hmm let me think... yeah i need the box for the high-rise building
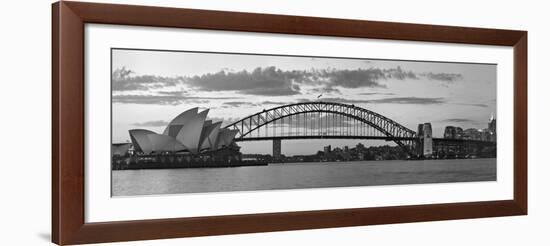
[356,143,365,151]
[444,126,464,139]
[463,128,481,140]
[324,145,331,155]
[488,115,497,142]
[456,127,463,139]
[444,126,456,139]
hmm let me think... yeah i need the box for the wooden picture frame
[52,1,527,245]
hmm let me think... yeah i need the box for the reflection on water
[112,158,496,196]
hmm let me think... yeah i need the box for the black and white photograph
[4,1,545,245]
[111,48,497,196]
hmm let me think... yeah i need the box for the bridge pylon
[416,123,433,158]
[273,139,281,159]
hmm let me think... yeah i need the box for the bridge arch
[224,102,417,152]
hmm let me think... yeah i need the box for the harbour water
[112,158,496,196]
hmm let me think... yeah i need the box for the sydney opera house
[128,107,239,155]
[111,108,248,169]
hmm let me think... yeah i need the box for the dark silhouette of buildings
[444,116,496,142]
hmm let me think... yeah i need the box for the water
[112,158,496,196]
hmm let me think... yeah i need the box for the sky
[111,48,496,155]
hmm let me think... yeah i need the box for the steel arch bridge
[224,102,417,153]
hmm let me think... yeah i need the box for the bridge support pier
[416,123,433,158]
[273,139,281,159]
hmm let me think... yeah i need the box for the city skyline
[112,48,496,156]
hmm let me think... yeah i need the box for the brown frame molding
[52,1,527,245]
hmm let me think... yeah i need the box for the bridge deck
[235,136,494,145]
[235,136,417,141]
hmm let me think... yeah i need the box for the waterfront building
[481,129,492,142]
[323,145,331,155]
[444,126,456,139]
[456,127,463,139]
[356,143,365,151]
[463,128,481,140]
[444,126,464,139]
[112,143,131,156]
[125,108,239,155]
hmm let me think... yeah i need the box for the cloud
[454,102,488,108]
[113,94,239,105]
[206,117,241,127]
[310,66,419,89]
[186,67,303,96]
[322,68,388,89]
[440,118,477,123]
[366,97,446,105]
[358,92,395,96]
[157,90,186,96]
[261,101,288,106]
[113,65,464,100]
[310,87,341,94]
[422,72,463,82]
[112,67,183,91]
[295,66,454,91]
[183,66,423,95]
[132,120,169,127]
[222,101,259,108]
[298,97,446,105]
[113,66,133,78]
[384,66,418,80]
[113,95,186,105]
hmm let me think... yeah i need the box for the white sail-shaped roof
[227,129,239,145]
[147,134,186,152]
[129,129,156,154]
[176,109,209,154]
[128,108,239,154]
[216,129,239,149]
[198,120,213,149]
[216,129,228,148]
[200,122,222,150]
[162,107,198,137]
